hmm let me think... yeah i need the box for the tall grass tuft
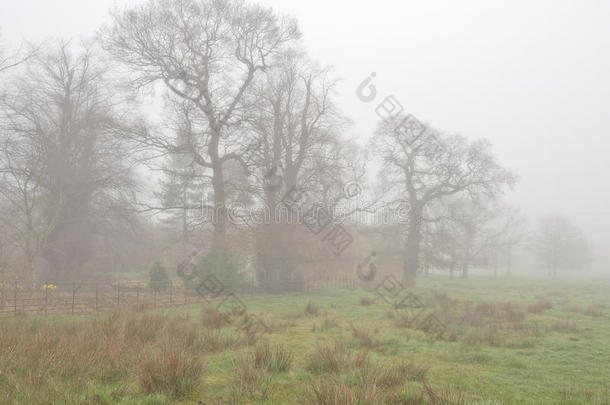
[138,348,203,398]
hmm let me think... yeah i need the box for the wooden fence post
[95,283,99,313]
[169,283,173,305]
[116,282,120,306]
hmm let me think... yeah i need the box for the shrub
[149,262,170,293]
[197,248,246,291]
[360,297,375,306]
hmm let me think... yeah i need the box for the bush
[149,262,170,293]
[197,248,246,291]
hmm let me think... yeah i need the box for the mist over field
[0,1,609,404]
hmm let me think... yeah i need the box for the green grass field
[1,276,609,404]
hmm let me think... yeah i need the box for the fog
[3,0,609,272]
[1,1,610,403]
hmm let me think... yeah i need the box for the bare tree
[373,119,515,284]
[427,198,524,279]
[102,0,300,253]
[489,205,528,277]
[534,214,590,278]
[0,41,138,281]
[0,30,36,74]
[0,134,59,286]
[245,50,359,285]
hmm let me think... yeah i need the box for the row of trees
[0,0,591,288]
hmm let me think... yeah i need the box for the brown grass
[201,305,229,329]
[306,342,350,374]
[0,310,206,402]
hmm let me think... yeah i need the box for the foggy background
[2,0,609,270]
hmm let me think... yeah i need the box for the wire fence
[0,275,359,318]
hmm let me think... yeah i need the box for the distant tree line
[0,0,591,288]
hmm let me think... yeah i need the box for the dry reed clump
[229,349,280,404]
[527,299,553,314]
[251,341,294,373]
[304,352,446,405]
[349,323,380,349]
[201,305,229,329]
[138,346,203,399]
[306,341,351,374]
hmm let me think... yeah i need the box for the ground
[0,276,609,404]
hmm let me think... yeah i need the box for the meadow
[0,276,609,405]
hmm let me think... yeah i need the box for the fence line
[0,276,359,318]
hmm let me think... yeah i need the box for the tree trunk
[211,162,227,252]
[403,209,422,286]
[462,263,469,279]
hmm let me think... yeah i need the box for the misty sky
[1,0,609,263]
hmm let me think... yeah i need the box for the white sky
[1,0,609,262]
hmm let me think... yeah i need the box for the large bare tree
[244,51,361,285]
[0,42,137,282]
[102,0,300,253]
[373,119,515,284]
